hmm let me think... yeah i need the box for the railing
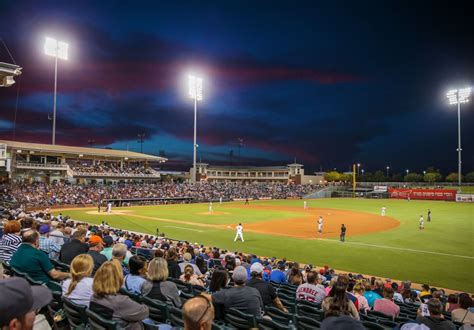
[16,162,68,170]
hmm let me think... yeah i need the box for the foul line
[316,238,474,260]
[164,225,203,233]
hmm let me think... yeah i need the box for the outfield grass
[63,199,474,292]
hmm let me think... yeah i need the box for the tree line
[323,168,474,183]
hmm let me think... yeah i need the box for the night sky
[0,1,473,173]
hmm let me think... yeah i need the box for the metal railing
[16,162,68,169]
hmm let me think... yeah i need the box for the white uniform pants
[234,232,244,242]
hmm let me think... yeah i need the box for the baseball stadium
[1,2,474,329]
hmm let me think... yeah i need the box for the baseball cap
[0,278,52,326]
[39,224,50,234]
[232,266,248,283]
[250,262,265,274]
[88,235,104,246]
[102,235,114,246]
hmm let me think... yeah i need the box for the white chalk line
[315,238,474,260]
[164,225,203,233]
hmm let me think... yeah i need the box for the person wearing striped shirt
[0,220,22,264]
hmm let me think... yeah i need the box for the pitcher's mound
[198,211,229,216]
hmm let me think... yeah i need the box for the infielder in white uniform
[219,197,223,205]
[107,202,112,213]
[209,201,213,213]
[318,216,323,234]
[419,215,424,230]
[304,201,307,209]
[234,223,244,242]
[381,207,386,216]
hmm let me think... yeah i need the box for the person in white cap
[234,223,244,242]
[247,262,288,312]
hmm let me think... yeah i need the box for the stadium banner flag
[456,194,474,203]
[388,188,457,201]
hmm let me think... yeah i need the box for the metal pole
[193,97,197,183]
[457,99,462,186]
[52,54,58,145]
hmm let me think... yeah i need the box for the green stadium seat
[224,308,257,329]
[142,297,170,324]
[295,315,321,329]
[258,317,292,330]
[86,308,121,329]
[62,297,88,328]
[264,306,296,325]
[361,321,385,329]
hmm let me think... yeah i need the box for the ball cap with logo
[0,277,52,326]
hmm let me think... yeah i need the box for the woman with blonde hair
[146,257,182,307]
[180,264,205,287]
[353,281,370,313]
[62,254,94,306]
[90,261,149,329]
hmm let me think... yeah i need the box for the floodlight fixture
[447,87,471,105]
[44,37,68,60]
[188,75,203,101]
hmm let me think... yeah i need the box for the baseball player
[304,201,308,209]
[427,209,431,222]
[318,216,323,234]
[107,202,112,213]
[219,196,223,205]
[209,201,213,213]
[234,223,244,242]
[419,215,424,230]
[381,206,386,216]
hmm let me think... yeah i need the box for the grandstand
[195,162,323,184]
[0,140,166,183]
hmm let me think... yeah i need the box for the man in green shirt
[10,230,70,288]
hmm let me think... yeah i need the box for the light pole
[357,163,361,177]
[188,75,203,183]
[137,133,146,153]
[386,166,390,178]
[44,37,68,145]
[447,87,471,186]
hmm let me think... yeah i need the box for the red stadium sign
[388,188,457,201]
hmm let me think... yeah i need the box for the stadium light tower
[44,37,68,145]
[188,74,203,183]
[386,166,390,178]
[446,87,471,186]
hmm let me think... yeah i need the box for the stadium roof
[0,140,166,161]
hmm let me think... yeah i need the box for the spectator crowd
[1,204,473,329]
[68,160,159,177]
[1,181,323,207]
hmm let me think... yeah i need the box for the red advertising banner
[388,188,457,201]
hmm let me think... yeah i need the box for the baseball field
[61,198,474,292]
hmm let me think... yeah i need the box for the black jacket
[59,239,89,264]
